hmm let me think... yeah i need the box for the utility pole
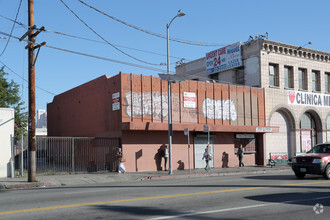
[21,0,45,182]
[28,0,36,182]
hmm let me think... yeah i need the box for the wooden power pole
[28,0,36,182]
[21,0,45,182]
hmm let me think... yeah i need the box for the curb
[145,168,290,180]
[0,182,55,190]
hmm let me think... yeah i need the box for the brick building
[176,38,330,161]
[47,73,277,172]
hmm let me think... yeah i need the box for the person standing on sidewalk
[116,147,126,173]
[202,148,210,170]
[164,145,169,171]
[237,145,244,167]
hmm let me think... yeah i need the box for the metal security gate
[13,137,120,175]
[194,136,214,169]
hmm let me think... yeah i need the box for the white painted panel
[0,108,14,177]
[266,111,290,159]
[194,136,214,169]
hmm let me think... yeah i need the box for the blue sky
[1,0,330,111]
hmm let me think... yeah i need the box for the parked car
[291,143,330,179]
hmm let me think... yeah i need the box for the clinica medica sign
[288,90,330,107]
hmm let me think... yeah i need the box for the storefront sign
[288,90,330,107]
[256,127,272,132]
[183,92,196,108]
[112,92,120,111]
[206,42,242,75]
[236,134,255,139]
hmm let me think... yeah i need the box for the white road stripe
[149,195,330,219]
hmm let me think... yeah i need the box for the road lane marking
[149,195,330,219]
[0,180,329,216]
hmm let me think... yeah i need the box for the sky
[1,0,330,112]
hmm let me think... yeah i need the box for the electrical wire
[0,31,171,73]
[59,0,164,66]
[77,0,226,47]
[0,60,57,96]
[0,0,23,57]
[0,14,188,62]
[42,29,186,63]
[45,44,169,73]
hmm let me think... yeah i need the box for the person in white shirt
[163,145,169,171]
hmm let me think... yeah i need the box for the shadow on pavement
[246,191,330,207]
[244,175,325,181]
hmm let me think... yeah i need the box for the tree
[0,66,27,139]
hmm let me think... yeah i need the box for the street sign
[184,128,189,136]
[203,124,209,133]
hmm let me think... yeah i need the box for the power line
[45,44,169,73]
[78,0,226,47]
[0,13,188,62]
[0,0,23,57]
[59,0,163,66]
[0,60,57,96]
[0,30,172,73]
[0,14,27,27]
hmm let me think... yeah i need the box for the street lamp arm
[167,10,186,29]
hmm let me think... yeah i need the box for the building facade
[37,109,47,128]
[176,38,330,161]
[48,73,278,172]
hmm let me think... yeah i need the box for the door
[194,136,214,169]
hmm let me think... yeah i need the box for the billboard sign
[206,42,242,75]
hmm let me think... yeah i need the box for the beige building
[176,38,330,162]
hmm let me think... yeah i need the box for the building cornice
[261,39,330,63]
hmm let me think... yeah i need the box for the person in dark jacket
[237,146,244,167]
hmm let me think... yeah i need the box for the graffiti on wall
[124,92,237,121]
[124,92,168,118]
[202,98,237,121]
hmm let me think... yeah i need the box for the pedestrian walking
[164,145,169,171]
[237,145,244,167]
[202,148,211,170]
[116,147,126,173]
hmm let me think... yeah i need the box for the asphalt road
[0,170,329,220]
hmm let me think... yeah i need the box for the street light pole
[167,10,185,175]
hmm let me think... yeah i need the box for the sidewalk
[0,165,292,190]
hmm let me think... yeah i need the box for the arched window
[300,113,316,152]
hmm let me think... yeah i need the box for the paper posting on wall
[112,92,120,111]
[183,92,196,108]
